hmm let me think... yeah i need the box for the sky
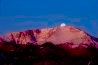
[0,0,98,37]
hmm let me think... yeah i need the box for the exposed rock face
[4,30,37,44]
[4,25,98,48]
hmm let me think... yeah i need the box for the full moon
[60,23,66,27]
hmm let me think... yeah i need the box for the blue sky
[0,0,98,37]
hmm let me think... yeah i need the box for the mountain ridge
[0,24,98,65]
[0,24,97,49]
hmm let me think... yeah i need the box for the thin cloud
[15,15,48,18]
[15,21,48,28]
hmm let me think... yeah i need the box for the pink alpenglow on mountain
[2,24,98,57]
[2,24,98,55]
[4,30,37,44]
[4,24,98,48]
[0,24,98,65]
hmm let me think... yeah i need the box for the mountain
[3,24,98,47]
[0,24,98,65]
[2,24,98,57]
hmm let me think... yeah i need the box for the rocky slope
[1,24,97,56]
[3,24,98,48]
